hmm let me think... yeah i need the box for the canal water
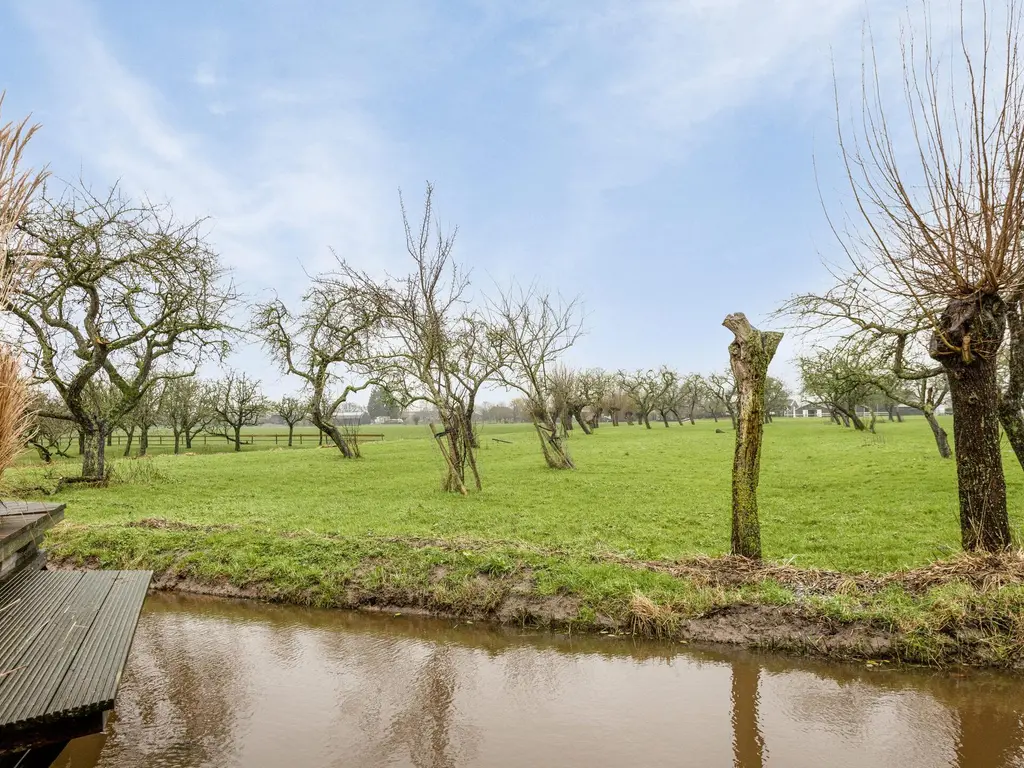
[53,592,1023,767]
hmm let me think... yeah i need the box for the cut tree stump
[723,313,783,560]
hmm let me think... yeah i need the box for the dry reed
[0,92,48,481]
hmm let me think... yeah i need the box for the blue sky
[0,0,932,398]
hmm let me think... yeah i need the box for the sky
[0,0,964,400]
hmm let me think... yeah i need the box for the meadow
[15,417,1021,572]
[19,416,1024,665]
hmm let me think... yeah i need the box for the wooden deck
[0,503,65,581]
[0,567,151,755]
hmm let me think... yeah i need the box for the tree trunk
[185,431,194,449]
[723,313,783,560]
[887,404,895,422]
[106,432,113,447]
[139,426,149,457]
[711,410,718,423]
[173,429,181,455]
[288,423,294,447]
[895,409,903,422]
[661,412,670,428]
[530,403,573,469]
[924,409,952,459]
[123,425,135,457]
[930,294,1010,552]
[998,399,1024,471]
[643,413,651,429]
[573,409,592,435]
[867,411,876,433]
[998,293,1024,471]
[311,410,354,458]
[81,422,107,479]
[30,440,53,463]
[849,409,866,431]
[611,412,619,426]
[232,425,241,451]
[78,429,85,456]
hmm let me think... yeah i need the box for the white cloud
[16,0,404,292]
[194,64,219,88]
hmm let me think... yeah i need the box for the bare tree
[546,366,586,435]
[488,283,582,470]
[26,391,74,462]
[577,368,610,428]
[763,376,790,424]
[10,184,235,477]
[340,184,489,491]
[275,395,307,447]
[128,380,164,457]
[704,370,738,429]
[797,348,874,431]
[617,368,670,429]
[161,376,214,453]
[680,374,704,424]
[602,386,629,426]
[252,271,378,460]
[798,1,1024,551]
[211,371,266,452]
[652,367,682,427]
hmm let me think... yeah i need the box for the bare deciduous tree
[797,348,872,431]
[488,284,582,470]
[253,272,378,460]
[341,184,489,491]
[275,395,307,447]
[763,376,791,424]
[161,376,214,453]
[704,370,738,429]
[10,184,235,477]
[26,391,73,462]
[577,368,610,428]
[796,1,1024,550]
[617,368,669,429]
[129,380,164,457]
[211,371,266,452]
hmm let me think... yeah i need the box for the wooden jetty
[0,502,151,767]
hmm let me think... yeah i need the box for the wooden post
[723,312,783,560]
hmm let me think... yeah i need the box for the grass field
[17,417,1024,665]
[15,417,1023,571]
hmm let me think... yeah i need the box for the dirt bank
[45,528,1024,670]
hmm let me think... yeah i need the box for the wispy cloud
[15,0,404,299]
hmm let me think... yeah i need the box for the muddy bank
[46,538,1024,670]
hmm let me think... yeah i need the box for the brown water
[51,593,1023,768]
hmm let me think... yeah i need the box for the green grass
[15,417,1022,571]
[16,417,1024,665]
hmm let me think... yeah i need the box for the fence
[105,432,385,447]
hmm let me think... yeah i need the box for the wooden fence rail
[105,433,385,447]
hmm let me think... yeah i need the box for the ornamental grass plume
[0,92,48,481]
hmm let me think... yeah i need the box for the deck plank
[0,569,151,744]
[0,573,115,727]
[50,571,151,716]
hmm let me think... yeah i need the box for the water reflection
[731,660,765,768]
[50,593,1024,768]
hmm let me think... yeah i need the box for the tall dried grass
[0,92,48,481]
